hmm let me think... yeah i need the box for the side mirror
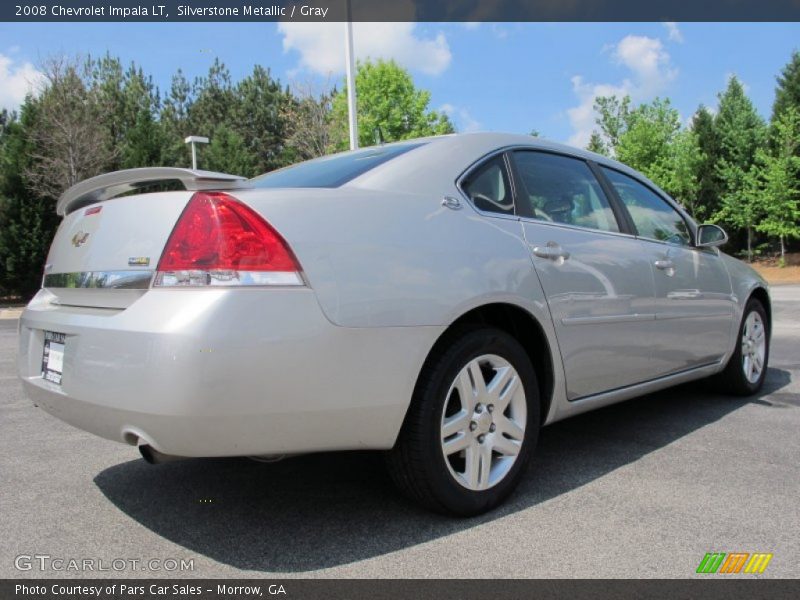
[696,224,728,248]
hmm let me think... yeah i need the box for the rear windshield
[250,142,425,188]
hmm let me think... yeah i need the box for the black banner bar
[2,0,800,22]
[2,580,800,600]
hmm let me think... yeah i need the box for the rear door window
[512,151,620,233]
[461,155,515,215]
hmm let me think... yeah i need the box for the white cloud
[441,103,481,133]
[613,35,677,96]
[566,34,678,148]
[277,22,452,76]
[0,53,43,112]
[663,22,684,43]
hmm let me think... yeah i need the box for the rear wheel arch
[409,303,555,426]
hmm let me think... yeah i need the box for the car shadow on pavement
[94,367,793,573]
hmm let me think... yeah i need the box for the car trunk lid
[44,168,251,310]
[44,191,195,309]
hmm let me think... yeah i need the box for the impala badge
[71,231,90,247]
[128,257,150,267]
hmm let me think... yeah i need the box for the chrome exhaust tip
[139,444,187,465]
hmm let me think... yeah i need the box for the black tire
[387,327,540,516]
[714,298,770,396]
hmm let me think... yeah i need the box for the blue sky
[1,22,798,147]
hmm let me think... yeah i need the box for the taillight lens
[154,191,303,287]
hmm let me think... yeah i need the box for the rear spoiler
[56,167,250,216]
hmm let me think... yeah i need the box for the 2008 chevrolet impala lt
[17,133,770,515]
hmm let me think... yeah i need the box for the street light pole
[184,136,209,170]
[344,1,358,150]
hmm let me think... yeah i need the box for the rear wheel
[387,327,539,516]
[715,298,769,396]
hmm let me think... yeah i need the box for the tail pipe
[139,445,187,465]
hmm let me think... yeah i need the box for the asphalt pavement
[1,287,798,578]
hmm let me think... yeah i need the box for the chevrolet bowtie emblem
[71,231,90,247]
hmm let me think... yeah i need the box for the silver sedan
[17,133,770,515]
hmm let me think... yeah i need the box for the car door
[509,150,662,400]
[599,167,734,376]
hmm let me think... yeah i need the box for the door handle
[654,259,675,270]
[531,242,570,261]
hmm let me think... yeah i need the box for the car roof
[417,132,641,174]
[348,132,652,194]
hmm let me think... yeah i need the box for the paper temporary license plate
[42,331,66,385]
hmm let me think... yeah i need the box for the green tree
[661,129,705,218]
[690,105,722,222]
[586,131,607,155]
[0,104,60,299]
[772,50,800,124]
[751,107,800,262]
[117,65,163,168]
[88,54,125,160]
[88,55,163,170]
[713,76,767,261]
[330,59,454,150]
[160,69,193,167]
[612,98,705,214]
[615,97,681,183]
[0,109,31,207]
[592,96,709,220]
[203,124,256,176]
[163,60,293,175]
[592,95,631,157]
[232,65,291,175]
[187,59,236,141]
[121,107,165,169]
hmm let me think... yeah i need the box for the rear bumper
[18,288,442,457]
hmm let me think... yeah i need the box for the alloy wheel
[741,310,767,384]
[440,354,527,491]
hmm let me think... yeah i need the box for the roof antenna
[373,126,385,146]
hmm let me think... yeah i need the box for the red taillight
[155,191,303,287]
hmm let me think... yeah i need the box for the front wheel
[715,298,770,396]
[387,327,540,516]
